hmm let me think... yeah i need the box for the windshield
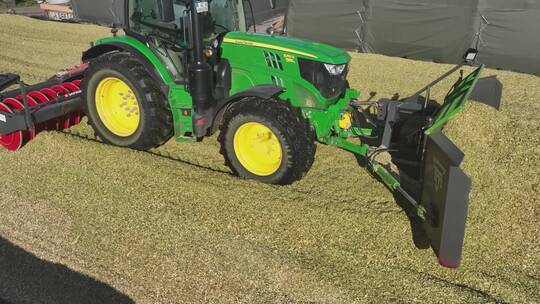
[127,0,246,46]
[211,0,246,33]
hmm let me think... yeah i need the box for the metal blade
[421,131,471,268]
[470,76,503,110]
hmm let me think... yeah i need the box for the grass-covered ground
[0,15,538,303]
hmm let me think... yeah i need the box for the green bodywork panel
[223,32,351,64]
[94,36,195,140]
[220,32,368,153]
[221,31,351,110]
[304,89,357,138]
[96,36,174,83]
[93,32,369,152]
[425,65,484,135]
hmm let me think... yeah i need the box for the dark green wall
[287,0,540,75]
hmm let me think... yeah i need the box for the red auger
[0,65,87,151]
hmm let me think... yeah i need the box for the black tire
[82,51,172,150]
[219,98,316,185]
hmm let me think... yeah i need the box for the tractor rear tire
[82,51,172,150]
[219,98,316,185]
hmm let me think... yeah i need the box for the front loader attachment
[359,62,502,268]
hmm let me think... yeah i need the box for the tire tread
[218,98,316,185]
[83,51,172,150]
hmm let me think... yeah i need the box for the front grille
[264,51,284,70]
[299,58,348,99]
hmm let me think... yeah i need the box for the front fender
[210,85,284,134]
[216,84,284,109]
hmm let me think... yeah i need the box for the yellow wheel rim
[233,122,283,176]
[95,77,140,137]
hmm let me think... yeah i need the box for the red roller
[61,81,83,126]
[27,94,48,134]
[16,95,47,136]
[2,97,36,140]
[14,95,44,138]
[51,85,69,96]
[0,78,85,151]
[27,91,56,130]
[0,102,24,151]
[61,82,80,93]
[49,85,72,129]
[2,97,23,109]
[28,91,50,104]
[40,87,58,100]
[38,88,61,129]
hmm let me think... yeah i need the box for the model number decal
[283,54,295,63]
[433,157,446,193]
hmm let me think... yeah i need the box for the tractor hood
[223,32,350,65]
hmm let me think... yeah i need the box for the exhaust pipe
[187,0,214,137]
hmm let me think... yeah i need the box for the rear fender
[82,39,173,95]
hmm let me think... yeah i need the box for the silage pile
[0,15,538,303]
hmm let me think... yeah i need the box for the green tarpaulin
[287,0,540,76]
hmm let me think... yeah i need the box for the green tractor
[0,0,502,267]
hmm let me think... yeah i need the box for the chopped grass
[0,15,538,303]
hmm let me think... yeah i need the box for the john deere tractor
[0,0,502,267]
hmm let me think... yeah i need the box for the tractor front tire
[219,98,316,185]
[82,51,172,150]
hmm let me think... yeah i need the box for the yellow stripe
[223,38,318,59]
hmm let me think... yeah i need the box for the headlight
[299,58,349,99]
[324,63,347,76]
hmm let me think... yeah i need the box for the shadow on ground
[0,237,133,304]
[355,149,431,251]
[60,130,231,175]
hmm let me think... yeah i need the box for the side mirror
[157,0,175,22]
[269,0,276,9]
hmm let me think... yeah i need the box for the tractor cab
[127,0,247,46]
[125,0,247,83]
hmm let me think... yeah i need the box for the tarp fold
[287,0,540,75]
